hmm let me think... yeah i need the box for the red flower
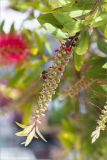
[0,33,29,65]
[54,49,59,53]
[64,47,72,52]
[58,67,64,72]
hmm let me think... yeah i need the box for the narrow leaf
[73,52,84,71]
[10,22,15,33]
[0,20,5,33]
[15,130,28,137]
[25,128,35,146]
[16,122,26,129]
[104,25,107,39]
[75,30,89,55]
[34,133,38,139]
[36,127,47,142]
[102,63,107,69]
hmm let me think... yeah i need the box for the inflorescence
[16,32,80,146]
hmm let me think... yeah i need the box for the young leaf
[0,20,5,33]
[44,23,67,39]
[97,38,107,54]
[15,130,28,137]
[38,13,62,28]
[102,62,107,69]
[92,14,107,27]
[25,128,35,146]
[104,25,107,39]
[10,22,15,33]
[73,52,84,71]
[63,20,83,35]
[16,122,26,129]
[34,133,38,139]
[75,30,89,55]
[36,127,47,142]
[16,125,33,137]
[91,127,100,143]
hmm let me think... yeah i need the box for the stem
[85,0,100,18]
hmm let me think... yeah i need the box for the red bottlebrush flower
[49,66,52,69]
[0,33,29,65]
[58,67,64,72]
[54,49,59,53]
[42,75,48,80]
[65,47,72,52]
[16,33,80,146]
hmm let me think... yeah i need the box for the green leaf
[62,20,84,35]
[10,22,15,33]
[34,31,44,52]
[0,20,5,33]
[48,0,72,8]
[75,30,89,55]
[44,23,67,39]
[38,13,62,28]
[73,52,84,71]
[8,68,25,87]
[53,12,74,26]
[16,122,26,129]
[53,7,90,18]
[104,25,107,39]
[102,62,107,69]
[22,104,32,124]
[15,130,28,137]
[86,58,107,79]
[97,38,107,54]
[50,0,94,11]
[92,14,107,27]
[16,125,33,137]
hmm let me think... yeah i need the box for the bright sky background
[0,0,40,32]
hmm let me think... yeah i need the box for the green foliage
[73,52,84,71]
[0,0,107,158]
[0,20,5,33]
[97,38,107,54]
[75,30,89,55]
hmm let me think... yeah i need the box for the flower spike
[16,32,80,146]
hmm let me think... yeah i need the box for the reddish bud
[65,47,72,52]
[55,49,59,53]
[49,66,52,69]
[58,67,64,72]
[42,75,48,80]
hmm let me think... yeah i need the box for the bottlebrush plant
[0,33,29,65]
[0,0,107,157]
[91,104,107,143]
[16,32,80,146]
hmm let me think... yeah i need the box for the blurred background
[0,0,107,160]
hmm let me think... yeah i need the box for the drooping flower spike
[59,77,107,100]
[16,32,80,146]
[91,104,107,143]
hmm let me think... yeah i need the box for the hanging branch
[15,32,80,146]
[85,0,100,18]
[60,77,107,100]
